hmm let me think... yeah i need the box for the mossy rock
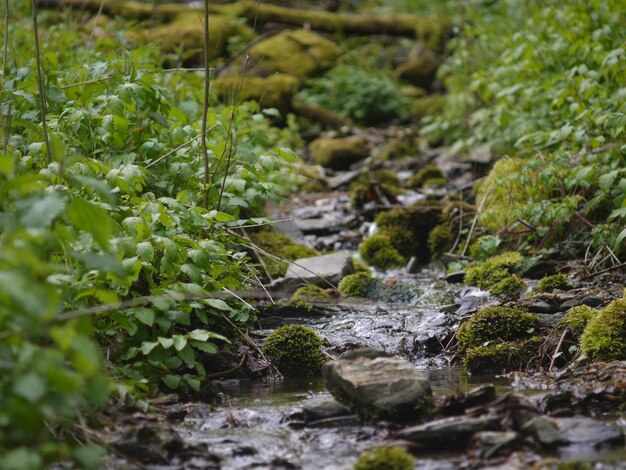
[535,273,571,293]
[354,446,415,470]
[489,275,526,300]
[213,74,301,114]
[309,135,369,170]
[359,233,406,270]
[559,305,598,333]
[406,164,446,189]
[463,337,543,373]
[349,169,403,208]
[375,134,419,161]
[464,251,523,290]
[411,94,446,122]
[427,221,454,260]
[289,284,333,308]
[145,13,252,64]
[249,29,340,80]
[262,325,325,377]
[456,306,538,353]
[351,257,370,274]
[393,51,441,89]
[427,201,475,260]
[580,298,626,361]
[338,271,373,298]
[249,231,318,278]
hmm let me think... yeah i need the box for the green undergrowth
[422,0,626,261]
[0,5,303,466]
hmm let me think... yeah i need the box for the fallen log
[35,0,450,43]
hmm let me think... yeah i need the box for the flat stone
[522,416,561,447]
[294,217,343,235]
[446,271,466,283]
[327,169,363,189]
[524,299,559,314]
[323,352,432,421]
[285,252,353,288]
[470,431,520,457]
[554,416,624,447]
[302,397,351,423]
[397,414,501,443]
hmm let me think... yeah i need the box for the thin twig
[31,0,52,164]
[145,122,220,169]
[201,0,211,209]
[204,353,246,379]
[580,261,626,281]
[462,188,489,256]
[86,0,105,49]
[549,328,568,372]
[60,76,111,90]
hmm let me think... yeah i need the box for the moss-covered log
[36,0,450,41]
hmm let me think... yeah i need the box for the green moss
[375,134,419,161]
[560,305,598,332]
[411,94,446,123]
[489,275,526,300]
[464,251,523,290]
[309,136,369,170]
[249,29,340,80]
[358,233,406,270]
[249,231,318,278]
[289,285,332,308]
[213,74,301,114]
[580,298,626,361]
[456,306,538,353]
[463,337,543,373]
[393,51,441,89]
[262,325,325,377]
[406,164,446,189]
[349,169,403,208]
[351,257,370,274]
[535,273,571,293]
[354,446,415,470]
[146,13,251,64]
[427,222,454,260]
[338,272,373,298]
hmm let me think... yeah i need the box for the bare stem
[31,0,52,164]
[2,0,8,80]
[201,0,211,209]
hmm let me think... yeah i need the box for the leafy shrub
[262,325,325,376]
[456,306,538,353]
[296,64,408,125]
[354,446,415,470]
[580,298,626,361]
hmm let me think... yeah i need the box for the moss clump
[463,337,543,373]
[427,221,454,260]
[249,29,340,80]
[427,201,475,260]
[559,305,598,332]
[580,298,626,361]
[406,164,446,189]
[535,273,571,293]
[349,169,403,208]
[354,446,415,470]
[249,231,318,278]
[489,275,526,300]
[411,94,446,123]
[456,306,538,353]
[375,134,419,161]
[289,285,333,308]
[338,272,373,298]
[351,257,370,274]
[262,325,325,377]
[309,136,369,170]
[393,51,441,89]
[464,251,523,290]
[359,233,406,270]
[146,13,252,65]
[213,74,301,114]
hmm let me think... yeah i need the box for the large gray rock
[554,416,623,447]
[285,252,353,288]
[322,349,432,421]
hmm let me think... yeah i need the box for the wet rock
[309,135,370,170]
[522,416,561,447]
[469,431,520,458]
[468,145,493,165]
[456,298,479,316]
[440,303,460,314]
[405,256,419,274]
[327,169,363,190]
[521,299,559,314]
[302,397,351,423]
[521,260,556,279]
[294,217,345,235]
[554,416,623,447]
[285,252,353,288]
[581,295,603,308]
[538,391,575,417]
[446,271,466,283]
[439,385,497,417]
[397,415,501,446]
[323,349,432,421]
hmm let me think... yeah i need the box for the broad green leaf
[162,375,181,389]
[134,308,155,327]
[204,298,231,311]
[20,192,66,228]
[67,198,114,249]
[13,374,46,403]
[172,335,187,351]
[141,341,158,355]
[158,337,174,349]
[136,241,154,262]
